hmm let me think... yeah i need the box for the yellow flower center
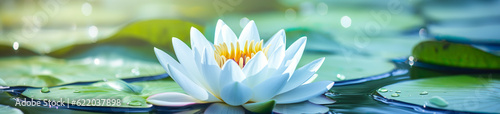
[214,40,270,68]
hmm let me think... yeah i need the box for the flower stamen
[214,40,270,68]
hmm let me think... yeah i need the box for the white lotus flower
[148,19,335,113]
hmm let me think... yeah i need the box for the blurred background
[1,0,425,54]
[1,0,499,113]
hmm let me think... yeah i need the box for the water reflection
[408,56,414,66]
[12,42,19,50]
[0,86,9,89]
[336,74,346,80]
[131,67,140,76]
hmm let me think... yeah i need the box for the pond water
[1,0,499,113]
[0,58,456,114]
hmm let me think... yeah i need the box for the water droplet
[420,91,428,95]
[378,88,388,93]
[81,2,92,16]
[395,90,401,93]
[336,74,345,80]
[239,17,250,29]
[285,8,297,21]
[41,87,50,93]
[408,56,415,66]
[73,90,81,93]
[316,2,328,16]
[429,96,448,107]
[131,67,140,76]
[341,16,351,28]
[88,25,99,40]
[13,42,19,50]
[93,58,100,65]
[389,90,393,92]
[391,93,400,97]
[127,101,142,106]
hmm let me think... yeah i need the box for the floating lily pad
[285,28,358,54]
[0,104,23,114]
[0,56,165,87]
[22,78,183,108]
[412,41,500,70]
[376,74,500,113]
[298,53,395,83]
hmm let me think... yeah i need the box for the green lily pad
[0,78,6,86]
[285,28,358,54]
[0,104,23,114]
[0,56,165,87]
[412,41,500,69]
[376,74,500,113]
[299,53,395,82]
[22,78,183,108]
[0,44,38,57]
